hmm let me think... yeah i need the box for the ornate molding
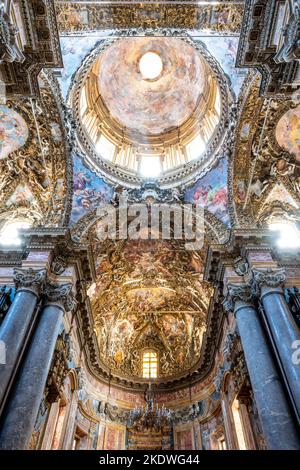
[44,282,77,312]
[13,267,46,294]
[236,0,300,95]
[0,0,63,98]
[0,79,72,227]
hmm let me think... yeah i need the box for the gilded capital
[44,282,77,312]
[223,283,254,313]
[13,268,47,295]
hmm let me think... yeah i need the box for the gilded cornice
[0,77,72,227]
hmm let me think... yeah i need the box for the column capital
[223,283,254,314]
[44,282,77,313]
[13,268,47,295]
[251,268,286,298]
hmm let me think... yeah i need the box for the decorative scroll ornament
[0,2,24,64]
[45,332,71,404]
[172,402,203,425]
[13,267,46,294]
[97,401,129,425]
[223,283,254,313]
[44,282,77,312]
[251,268,286,294]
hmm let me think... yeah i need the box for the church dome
[72,36,229,185]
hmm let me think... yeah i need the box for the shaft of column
[0,282,77,450]
[224,284,300,450]
[0,268,46,411]
[253,268,300,422]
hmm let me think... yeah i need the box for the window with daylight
[142,350,158,379]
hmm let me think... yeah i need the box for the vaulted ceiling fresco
[88,237,211,380]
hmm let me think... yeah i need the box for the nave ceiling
[0,0,300,388]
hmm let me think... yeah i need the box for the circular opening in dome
[139,52,163,80]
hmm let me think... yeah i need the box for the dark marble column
[253,268,300,421]
[0,268,46,409]
[0,282,77,450]
[224,284,300,450]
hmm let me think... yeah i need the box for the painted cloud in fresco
[198,36,247,98]
[71,155,113,225]
[276,104,300,161]
[0,105,29,159]
[185,158,230,226]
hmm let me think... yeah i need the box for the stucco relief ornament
[45,332,71,403]
[44,282,77,312]
[0,1,24,63]
[222,283,254,313]
[50,256,67,276]
[251,268,286,295]
[13,267,47,294]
